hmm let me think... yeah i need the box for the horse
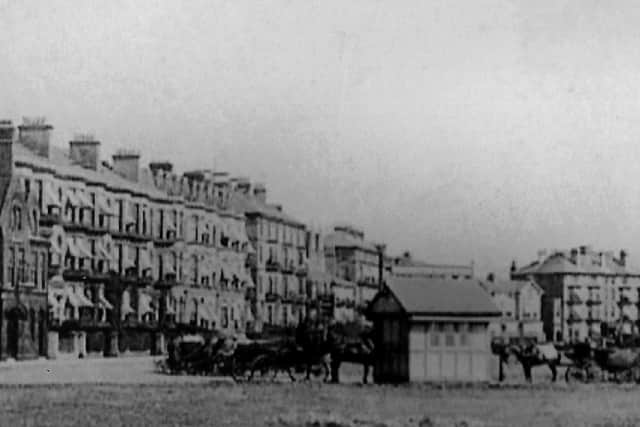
[329,336,375,384]
[326,326,375,384]
[501,342,561,383]
[250,338,331,382]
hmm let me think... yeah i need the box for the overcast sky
[3,0,640,276]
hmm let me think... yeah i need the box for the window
[24,179,31,202]
[11,205,22,231]
[444,323,455,347]
[39,253,46,289]
[221,307,229,328]
[8,247,15,286]
[267,305,273,325]
[430,330,440,347]
[17,248,25,283]
[36,179,43,212]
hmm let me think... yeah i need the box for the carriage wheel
[248,354,277,382]
[565,365,589,383]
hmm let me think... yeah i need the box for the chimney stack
[112,149,140,182]
[253,183,266,204]
[570,248,579,265]
[69,133,100,170]
[18,117,52,158]
[620,250,627,267]
[150,162,173,174]
[0,120,14,178]
[235,177,251,194]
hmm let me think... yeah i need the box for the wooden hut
[367,277,500,383]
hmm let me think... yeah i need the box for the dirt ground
[1,358,639,426]
[2,381,640,427]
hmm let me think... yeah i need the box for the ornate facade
[0,118,251,359]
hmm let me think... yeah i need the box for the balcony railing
[281,261,294,274]
[266,259,281,272]
[265,292,280,303]
[566,292,582,305]
[619,296,633,306]
[40,212,62,227]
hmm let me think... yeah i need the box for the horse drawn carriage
[155,321,375,383]
[564,341,640,383]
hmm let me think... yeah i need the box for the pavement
[0,355,232,385]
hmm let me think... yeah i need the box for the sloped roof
[324,231,379,253]
[229,191,304,227]
[384,277,500,316]
[481,278,542,295]
[513,250,640,277]
[13,143,171,201]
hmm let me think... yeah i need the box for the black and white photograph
[1,1,640,426]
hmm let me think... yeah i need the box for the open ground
[0,357,639,427]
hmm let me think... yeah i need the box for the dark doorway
[7,316,19,359]
[38,309,47,356]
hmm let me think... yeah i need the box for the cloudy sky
[2,0,640,276]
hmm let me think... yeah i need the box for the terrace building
[231,183,308,332]
[324,225,385,322]
[480,275,544,342]
[511,246,640,343]
[0,118,251,360]
[389,251,474,280]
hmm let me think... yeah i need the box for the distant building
[511,246,640,343]
[324,225,384,321]
[230,183,308,332]
[368,277,500,383]
[388,251,474,280]
[480,275,544,342]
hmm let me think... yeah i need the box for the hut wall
[408,321,492,382]
[373,315,408,383]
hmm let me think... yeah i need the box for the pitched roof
[228,191,304,227]
[480,278,542,295]
[384,277,500,316]
[324,230,379,253]
[513,250,640,277]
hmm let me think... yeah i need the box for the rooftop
[513,247,640,277]
[382,277,500,316]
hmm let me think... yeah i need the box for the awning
[66,238,81,257]
[96,195,114,216]
[197,304,211,321]
[75,287,94,307]
[121,292,135,316]
[97,242,112,261]
[139,249,153,271]
[44,183,61,208]
[65,287,89,308]
[76,238,94,259]
[98,293,114,310]
[64,190,81,208]
[138,293,154,315]
[76,191,93,209]
[48,292,59,307]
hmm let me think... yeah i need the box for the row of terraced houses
[0,117,408,360]
[2,117,635,361]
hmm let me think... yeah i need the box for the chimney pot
[0,120,15,179]
[18,117,52,158]
[112,149,141,182]
[69,134,100,170]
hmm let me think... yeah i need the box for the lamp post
[374,244,386,292]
